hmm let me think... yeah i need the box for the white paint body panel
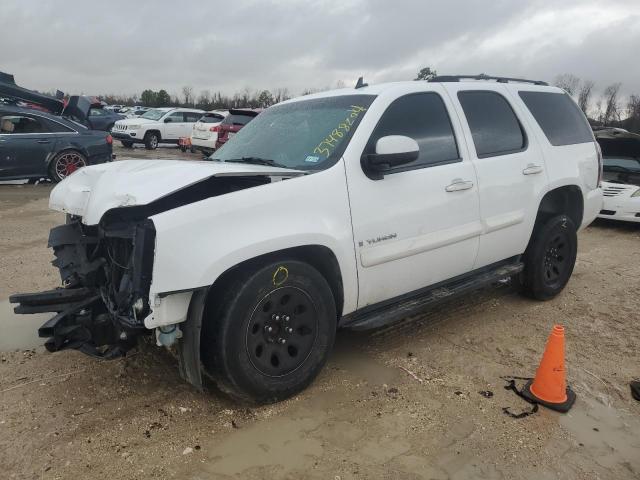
[598,181,640,223]
[46,80,602,329]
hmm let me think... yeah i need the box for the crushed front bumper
[10,217,156,358]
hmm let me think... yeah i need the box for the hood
[49,160,304,225]
[0,71,65,114]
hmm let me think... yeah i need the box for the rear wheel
[144,131,159,150]
[121,140,134,148]
[518,214,577,300]
[48,150,87,182]
[202,260,337,403]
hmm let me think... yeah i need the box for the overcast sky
[2,0,639,101]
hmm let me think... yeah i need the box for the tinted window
[519,91,593,146]
[200,113,225,123]
[184,112,203,122]
[166,112,185,123]
[0,115,46,134]
[223,114,255,126]
[46,119,74,133]
[458,91,525,157]
[366,93,459,170]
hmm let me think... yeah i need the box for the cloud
[1,0,638,100]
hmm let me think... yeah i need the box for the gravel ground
[1,144,639,479]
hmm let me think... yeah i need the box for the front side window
[211,95,375,171]
[458,91,526,158]
[519,91,593,146]
[0,115,46,134]
[364,92,460,171]
[166,112,185,123]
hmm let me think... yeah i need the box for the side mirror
[361,135,419,180]
[164,118,172,123]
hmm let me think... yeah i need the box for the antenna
[355,77,368,89]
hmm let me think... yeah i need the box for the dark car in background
[0,72,113,182]
[85,105,124,131]
[215,108,262,150]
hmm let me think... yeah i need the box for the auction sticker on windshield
[313,105,367,158]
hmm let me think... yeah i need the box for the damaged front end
[10,216,156,358]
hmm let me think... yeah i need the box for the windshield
[211,95,375,170]
[140,109,166,121]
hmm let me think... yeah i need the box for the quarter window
[519,91,593,146]
[0,115,46,134]
[458,91,526,158]
[365,93,459,171]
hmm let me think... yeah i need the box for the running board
[342,261,524,331]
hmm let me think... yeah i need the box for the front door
[344,87,482,308]
[164,111,187,140]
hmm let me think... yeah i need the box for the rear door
[444,84,548,268]
[0,111,56,178]
[344,87,481,307]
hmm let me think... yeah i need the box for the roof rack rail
[428,74,548,86]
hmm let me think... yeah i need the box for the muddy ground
[1,144,639,479]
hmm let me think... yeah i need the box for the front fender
[148,161,358,315]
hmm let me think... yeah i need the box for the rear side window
[224,114,254,126]
[458,91,526,158]
[366,92,459,171]
[200,113,225,123]
[519,91,593,146]
[184,112,203,122]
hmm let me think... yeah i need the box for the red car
[215,108,262,149]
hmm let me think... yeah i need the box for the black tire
[519,214,577,300]
[202,259,337,403]
[144,131,159,150]
[121,140,134,148]
[48,150,88,183]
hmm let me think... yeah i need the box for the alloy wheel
[55,152,86,179]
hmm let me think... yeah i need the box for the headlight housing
[128,124,142,130]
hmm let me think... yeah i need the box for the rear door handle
[522,164,543,175]
[445,179,474,192]
[36,139,51,144]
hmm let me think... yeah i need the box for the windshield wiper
[224,157,290,169]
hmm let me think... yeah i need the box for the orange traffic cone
[522,325,576,412]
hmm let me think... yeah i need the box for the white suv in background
[112,107,204,149]
[13,75,603,404]
[190,110,229,154]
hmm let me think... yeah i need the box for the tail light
[106,134,113,145]
[595,140,603,187]
[209,125,220,132]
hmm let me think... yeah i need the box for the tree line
[95,67,639,134]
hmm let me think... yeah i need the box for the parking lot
[0,144,638,479]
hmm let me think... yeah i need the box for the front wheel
[518,214,577,300]
[144,132,159,150]
[48,150,88,182]
[201,260,337,403]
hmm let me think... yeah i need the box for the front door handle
[36,139,51,144]
[445,179,474,192]
[522,164,543,175]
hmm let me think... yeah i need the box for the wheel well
[205,245,345,321]
[145,129,161,140]
[535,186,584,229]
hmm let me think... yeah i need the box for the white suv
[12,75,603,403]
[190,110,228,154]
[112,107,204,149]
